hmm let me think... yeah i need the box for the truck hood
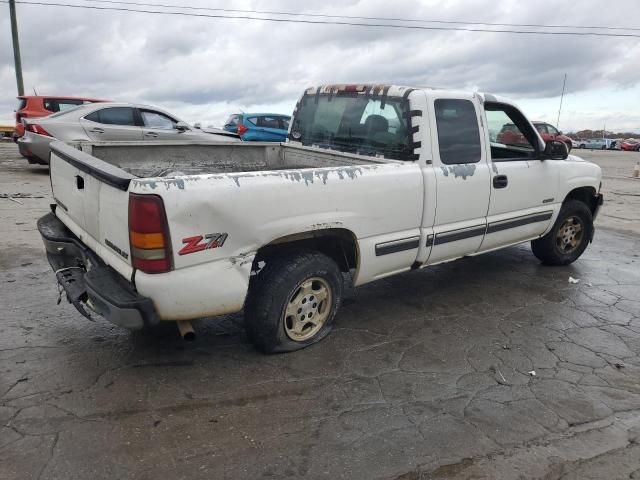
[566,154,588,163]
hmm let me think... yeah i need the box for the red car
[14,95,108,141]
[497,121,573,152]
[620,140,640,151]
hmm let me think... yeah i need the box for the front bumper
[593,193,604,220]
[38,211,158,329]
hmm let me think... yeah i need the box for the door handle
[144,132,159,138]
[89,128,104,134]
[493,175,508,189]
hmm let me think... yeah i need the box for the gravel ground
[1,142,640,479]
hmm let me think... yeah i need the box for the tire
[244,250,343,353]
[579,144,585,149]
[601,145,606,150]
[531,200,594,266]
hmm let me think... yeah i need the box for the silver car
[18,102,239,165]
[577,138,616,150]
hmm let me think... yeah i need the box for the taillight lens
[26,124,52,137]
[128,194,172,273]
[237,122,248,137]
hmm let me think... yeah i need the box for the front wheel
[244,250,343,353]
[531,200,594,266]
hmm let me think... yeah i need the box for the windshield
[290,94,414,161]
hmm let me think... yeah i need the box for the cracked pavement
[1,143,640,479]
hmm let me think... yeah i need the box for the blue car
[223,113,291,142]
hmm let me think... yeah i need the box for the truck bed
[75,141,387,178]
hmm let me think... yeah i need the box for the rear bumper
[38,211,158,329]
[18,134,52,164]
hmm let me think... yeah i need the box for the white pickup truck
[38,84,603,353]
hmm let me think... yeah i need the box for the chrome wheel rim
[283,277,332,342]
[556,215,584,254]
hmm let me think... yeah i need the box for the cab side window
[434,99,481,165]
[485,103,538,161]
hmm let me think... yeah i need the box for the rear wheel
[531,200,593,265]
[244,250,343,353]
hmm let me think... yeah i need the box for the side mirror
[542,140,569,160]
[175,121,190,132]
[557,130,563,135]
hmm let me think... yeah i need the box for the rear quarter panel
[129,162,424,318]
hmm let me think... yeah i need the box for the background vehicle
[39,84,602,353]
[578,138,615,150]
[620,140,640,151]
[0,125,14,139]
[497,121,573,152]
[18,102,239,164]
[14,95,107,141]
[223,113,291,141]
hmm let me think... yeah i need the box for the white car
[18,102,238,164]
[38,84,602,353]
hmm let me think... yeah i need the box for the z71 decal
[178,233,228,255]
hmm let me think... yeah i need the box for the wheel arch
[253,228,360,274]
[563,186,598,215]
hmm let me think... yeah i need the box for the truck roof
[304,84,501,103]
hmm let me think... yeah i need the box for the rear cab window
[290,92,413,160]
[434,99,482,165]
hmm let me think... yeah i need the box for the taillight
[128,194,172,274]
[237,122,248,137]
[26,124,52,137]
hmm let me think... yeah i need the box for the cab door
[480,104,558,252]
[426,95,491,265]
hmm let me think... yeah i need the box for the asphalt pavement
[1,142,640,479]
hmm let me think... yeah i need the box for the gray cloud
[1,0,638,129]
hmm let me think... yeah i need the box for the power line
[71,0,640,32]
[7,0,640,38]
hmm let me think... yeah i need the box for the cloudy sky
[1,0,639,132]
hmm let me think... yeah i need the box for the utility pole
[9,0,25,96]
[556,73,567,129]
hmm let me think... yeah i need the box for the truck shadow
[122,242,584,360]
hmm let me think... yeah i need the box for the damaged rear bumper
[37,211,159,329]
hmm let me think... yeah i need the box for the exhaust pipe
[176,320,195,341]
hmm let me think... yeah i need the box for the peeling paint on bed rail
[131,164,393,190]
